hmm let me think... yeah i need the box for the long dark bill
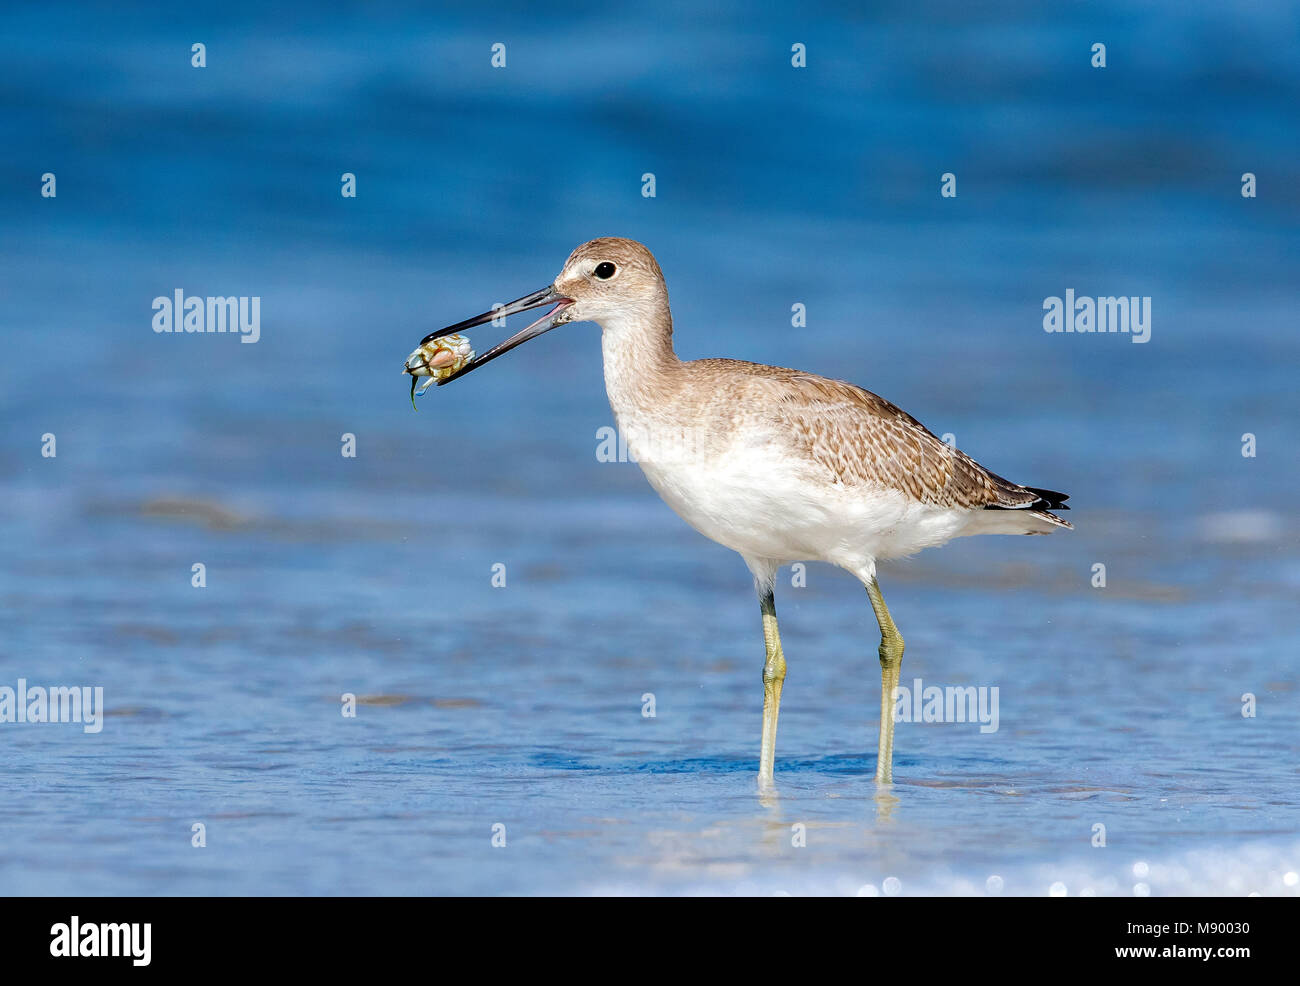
[420,285,573,385]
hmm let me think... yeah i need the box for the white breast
[600,326,975,573]
[610,398,970,571]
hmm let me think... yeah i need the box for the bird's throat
[599,308,682,417]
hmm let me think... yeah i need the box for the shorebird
[406,238,1070,786]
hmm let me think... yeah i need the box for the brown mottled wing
[764,370,1038,509]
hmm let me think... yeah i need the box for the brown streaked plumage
[411,236,1072,787]
[676,359,1071,521]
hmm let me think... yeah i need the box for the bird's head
[551,237,667,329]
[408,237,667,387]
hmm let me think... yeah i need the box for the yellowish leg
[758,588,787,787]
[866,577,905,784]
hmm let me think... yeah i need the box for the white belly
[619,410,971,570]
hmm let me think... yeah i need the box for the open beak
[419,285,573,385]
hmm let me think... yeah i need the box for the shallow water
[1,1,1298,895]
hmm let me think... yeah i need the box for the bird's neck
[598,302,681,419]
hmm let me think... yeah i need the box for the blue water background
[1,1,1298,894]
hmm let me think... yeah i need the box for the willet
[406,237,1070,786]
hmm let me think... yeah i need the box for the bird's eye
[594,261,616,279]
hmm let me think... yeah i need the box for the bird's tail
[1023,487,1070,512]
[976,486,1073,533]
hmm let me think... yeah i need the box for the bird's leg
[866,577,905,784]
[757,586,787,787]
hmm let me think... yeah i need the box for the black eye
[594,262,616,279]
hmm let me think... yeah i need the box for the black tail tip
[1025,487,1070,511]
